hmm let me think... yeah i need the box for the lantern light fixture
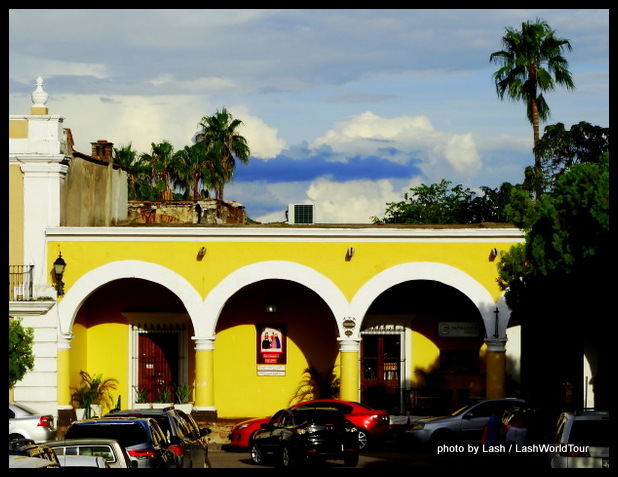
[53,252,66,296]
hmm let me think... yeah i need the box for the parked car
[250,407,360,468]
[9,454,60,468]
[405,398,526,446]
[64,416,177,468]
[296,399,392,450]
[45,438,135,468]
[9,440,61,466]
[105,407,211,468]
[9,402,57,443]
[549,410,609,469]
[57,454,111,468]
[229,399,391,451]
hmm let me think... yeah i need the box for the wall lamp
[345,247,355,261]
[197,247,207,259]
[489,248,499,261]
[53,252,66,296]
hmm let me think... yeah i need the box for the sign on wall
[438,322,479,337]
[256,324,287,375]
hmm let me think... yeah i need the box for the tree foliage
[112,108,250,204]
[498,154,609,313]
[9,318,35,389]
[372,179,513,224]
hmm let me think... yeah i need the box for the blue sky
[9,9,609,223]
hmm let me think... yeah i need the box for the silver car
[9,402,57,443]
[46,438,135,468]
[405,398,525,445]
[549,410,609,469]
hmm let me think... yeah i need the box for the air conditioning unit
[288,204,315,224]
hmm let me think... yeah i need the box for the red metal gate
[138,332,179,402]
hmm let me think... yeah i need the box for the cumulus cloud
[306,177,405,223]
[310,111,483,181]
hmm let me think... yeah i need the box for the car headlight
[410,421,425,431]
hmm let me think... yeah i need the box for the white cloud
[227,106,287,159]
[306,177,405,224]
[311,111,483,180]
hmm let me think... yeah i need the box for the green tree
[113,143,144,201]
[490,19,575,198]
[139,141,176,200]
[534,121,609,192]
[497,154,609,410]
[9,318,35,389]
[172,142,223,200]
[372,179,512,224]
[196,108,250,204]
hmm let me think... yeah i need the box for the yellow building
[10,78,529,429]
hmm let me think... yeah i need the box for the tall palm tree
[490,19,575,198]
[197,108,250,204]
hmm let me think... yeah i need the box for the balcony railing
[9,265,34,301]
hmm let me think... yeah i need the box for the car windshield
[67,422,148,447]
[451,405,472,416]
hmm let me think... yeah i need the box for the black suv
[106,407,211,468]
[64,416,177,468]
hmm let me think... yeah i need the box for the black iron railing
[9,265,34,301]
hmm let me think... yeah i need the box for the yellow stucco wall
[50,240,507,302]
[9,165,24,265]
[50,233,516,417]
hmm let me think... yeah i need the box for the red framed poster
[256,324,286,365]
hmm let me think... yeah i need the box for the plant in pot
[133,385,152,409]
[152,385,173,409]
[174,383,193,413]
[71,370,119,419]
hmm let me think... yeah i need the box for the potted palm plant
[151,385,173,409]
[174,383,193,413]
[71,370,118,419]
[133,385,152,409]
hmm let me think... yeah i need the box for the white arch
[349,262,501,338]
[57,260,205,336]
[198,260,349,337]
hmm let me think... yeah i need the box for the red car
[227,399,392,451]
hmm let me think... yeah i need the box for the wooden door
[361,334,401,412]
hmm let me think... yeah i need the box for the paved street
[208,441,550,469]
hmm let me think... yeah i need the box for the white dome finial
[31,76,49,107]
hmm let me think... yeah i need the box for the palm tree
[172,142,223,200]
[139,141,176,200]
[113,143,144,200]
[196,108,250,204]
[490,18,575,198]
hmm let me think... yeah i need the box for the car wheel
[250,443,263,465]
[281,446,297,468]
[357,428,370,450]
[430,429,454,446]
[343,452,359,467]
